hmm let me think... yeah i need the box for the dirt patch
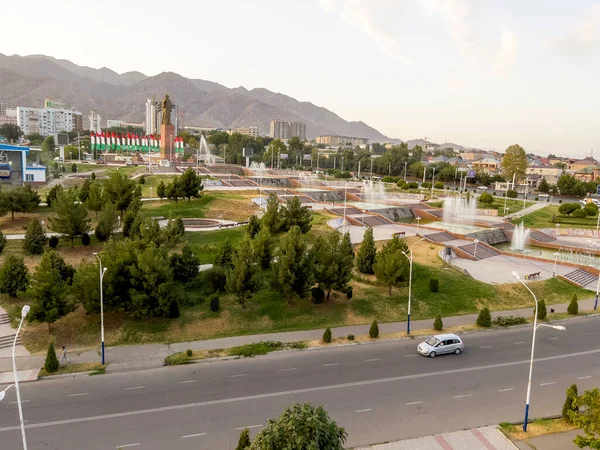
[205,198,257,222]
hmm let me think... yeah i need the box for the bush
[81,232,90,246]
[506,189,518,198]
[407,181,418,189]
[229,341,283,357]
[23,218,46,255]
[209,294,220,312]
[168,300,180,318]
[559,199,562,204]
[429,278,439,293]
[44,342,59,373]
[186,349,192,357]
[421,182,432,189]
[397,180,408,189]
[48,235,59,248]
[94,226,108,242]
[478,192,494,205]
[369,320,379,338]
[434,182,444,189]
[205,266,227,293]
[476,307,492,327]
[236,428,251,450]
[568,294,579,315]
[311,286,325,304]
[346,286,353,300]
[322,327,332,343]
[347,334,355,341]
[433,315,443,331]
[494,315,528,326]
[536,299,547,320]
[0,231,6,254]
[138,175,146,185]
[584,205,598,217]
[562,383,579,422]
[0,255,29,297]
[535,197,538,201]
[573,208,588,218]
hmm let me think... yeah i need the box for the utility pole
[77,131,81,162]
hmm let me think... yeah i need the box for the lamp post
[402,238,426,334]
[416,217,421,234]
[342,181,348,234]
[12,304,30,450]
[473,239,480,259]
[93,253,107,365]
[553,252,559,277]
[594,266,600,311]
[431,167,436,199]
[404,162,408,181]
[555,223,560,238]
[169,135,173,162]
[150,186,153,201]
[511,271,565,432]
[117,216,121,229]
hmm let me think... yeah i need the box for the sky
[2,0,600,157]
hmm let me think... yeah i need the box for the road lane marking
[541,382,556,386]
[230,374,247,378]
[277,368,297,372]
[498,388,514,392]
[514,341,526,345]
[578,376,592,380]
[7,348,600,433]
[480,346,492,349]
[179,380,198,384]
[125,386,145,390]
[235,425,262,430]
[454,394,472,399]
[9,400,29,404]
[116,444,139,448]
[405,401,423,405]
[323,363,339,367]
[404,355,417,358]
[182,433,207,438]
[365,358,381,362]
[549,337,559,340]
[68,393,89,397]
[355,408,372,413]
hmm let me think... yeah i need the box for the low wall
[543,228,600,238]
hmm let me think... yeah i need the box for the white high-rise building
[270,120,306,140]
[18,105,83,136]
[145,98,158,135]
[89,110,102,134]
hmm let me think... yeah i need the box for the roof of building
[474,157,500,164]
[574,165,599,174]
[0,144,29,153]
[573,157,597,165]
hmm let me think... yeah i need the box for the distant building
[17,101,83,136]
[0,101,10,116]
[568,157,597,172]
[106,120,122,128]
[234,126,260,137]
[0,143,46,185]
[145,98,178,135]
[89,110,102,134]
[526,165,563,177]
[0,108,17,127]
[270,120,306,140]
[316,135,369,146]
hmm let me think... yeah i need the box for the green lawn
[518,205,599,229]
[182,228,247,264]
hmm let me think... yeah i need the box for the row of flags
[89,132,185,153]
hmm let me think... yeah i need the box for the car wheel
[454,348,461,355]
[429,351,436,358]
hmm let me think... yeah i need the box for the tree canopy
[313,231,353,301]
[48,188,90,246]
[272,226,314,300]
[373,235,410,294]
[0,123,23,143]
[356,227,377,274]
[102,172,138,215]
[502,144,528,182]
[280,196,312,234]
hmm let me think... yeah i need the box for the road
[1,317,599,449]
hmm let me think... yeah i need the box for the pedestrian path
[354,426,517,449]
[505,201,547,219]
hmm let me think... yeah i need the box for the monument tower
[159,93,175,160]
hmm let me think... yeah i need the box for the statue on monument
[161,93,172,125]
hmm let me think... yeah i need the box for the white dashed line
[68,393,89,397]
[182,433,207,439]
[405,401,423,405]
[116,444,139,448]
[9,400,29,404]
[235,425,262,430]
[498,388,514,392]
[549,337,559,340]
[578,376,592,380]
[277,368,297,372]
[541,382,556,386]
[323,363,339,367]
[179,380,198,384]
[230,374,248,378]
[514,341,526,345]
[365,358,381,362]
[125,386,145,390]
[405,355,417,358]
[454,394,472,399]
[480,346,492,349]
[355,408,372,413]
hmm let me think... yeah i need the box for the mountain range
[0,53,396,142]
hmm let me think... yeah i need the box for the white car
[538,193,549,198]
[477,186,487,190]
[417,333,464,358]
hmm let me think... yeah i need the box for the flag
[126,133,131,152]
[100,132,105,151]
[136,135,140,152]
[117,134,122,151]
[90,132,96,151]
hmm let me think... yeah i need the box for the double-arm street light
[512,271,566,432]
[401,238,426,334]
[93,253,107,365]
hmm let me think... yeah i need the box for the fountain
[442,196,477,227]
[300,172,318,186]
[363,180,386,203]
[250,161,267,174]
[511,222,530,251]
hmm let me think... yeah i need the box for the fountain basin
[181,218,222,228]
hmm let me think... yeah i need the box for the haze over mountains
[0,53,397,142]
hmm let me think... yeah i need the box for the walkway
[506,201,547,220]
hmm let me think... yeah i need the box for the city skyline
[1,0,599,155]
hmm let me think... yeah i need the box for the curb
[37,370,97,380]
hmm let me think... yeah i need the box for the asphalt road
[1,317,600,449]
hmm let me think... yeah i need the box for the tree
[41,136,55,154]
[214,239,236,269]
[253,228,273,269]
[0,230,6,254]
[434,314,443,331]
[236,428,251,450]
[166,177,185,203]
[23,218,46,255]
[163,217,185,244]
[85,181,103,217]
[340,231,354,260]
[536,299,547,320]
[157,181,166,201]
[0,255,28,297]
[476,307,492,327]
[46,184,64,208]
[78,179,92,203]
[559,203,581,216]
[538,177,550,193]
[0,123,23,143]
[356,227,377,274]
[226,236,258,308]
[568,294,579,315]
[94,201,118,242]
[44,342,59,373]
[369,320,379,338]
[248,403,347,450]
[313,231,353,301]
[179,168,203,202]
[272,226,314,301]
[103,172,137,215]
[280,196,312,233]
[48,189,90,247]
[28,250,75,331]
[0,185,41,220]
[170,245,201,283]
[373,236,409,294]
[247,214,261,238]
[563,383,579,422]
[569,388,600,448]
[478,192,494,205]
[502,144,527,182]
[584,204,599,217]
[557,174,581,196]
[261,193,281,233]
[322,327,332,343]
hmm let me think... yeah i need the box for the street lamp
[117,216,121,229]
[473,239,480,259]
[401,238,426,334]
[0,384,13,402]
[511,271,566,432]
[416,217,421,234]
[593,265,600,311]
[12,304,30,449]
[553,252,559,277]
[93,253,107,365]
[555,223,560,238]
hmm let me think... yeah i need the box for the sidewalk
[1,296,597,381]
[512,429,580,450]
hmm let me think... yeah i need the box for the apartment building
[234,126,260,137]
[17,104,83,136]
[316,135,369,146]
[270,120,306,140]
[145,98,178,135]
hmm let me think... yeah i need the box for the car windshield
[425,337,440,346]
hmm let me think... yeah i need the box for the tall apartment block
[270,120,306,140]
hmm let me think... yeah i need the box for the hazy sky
[2,0,599,156]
